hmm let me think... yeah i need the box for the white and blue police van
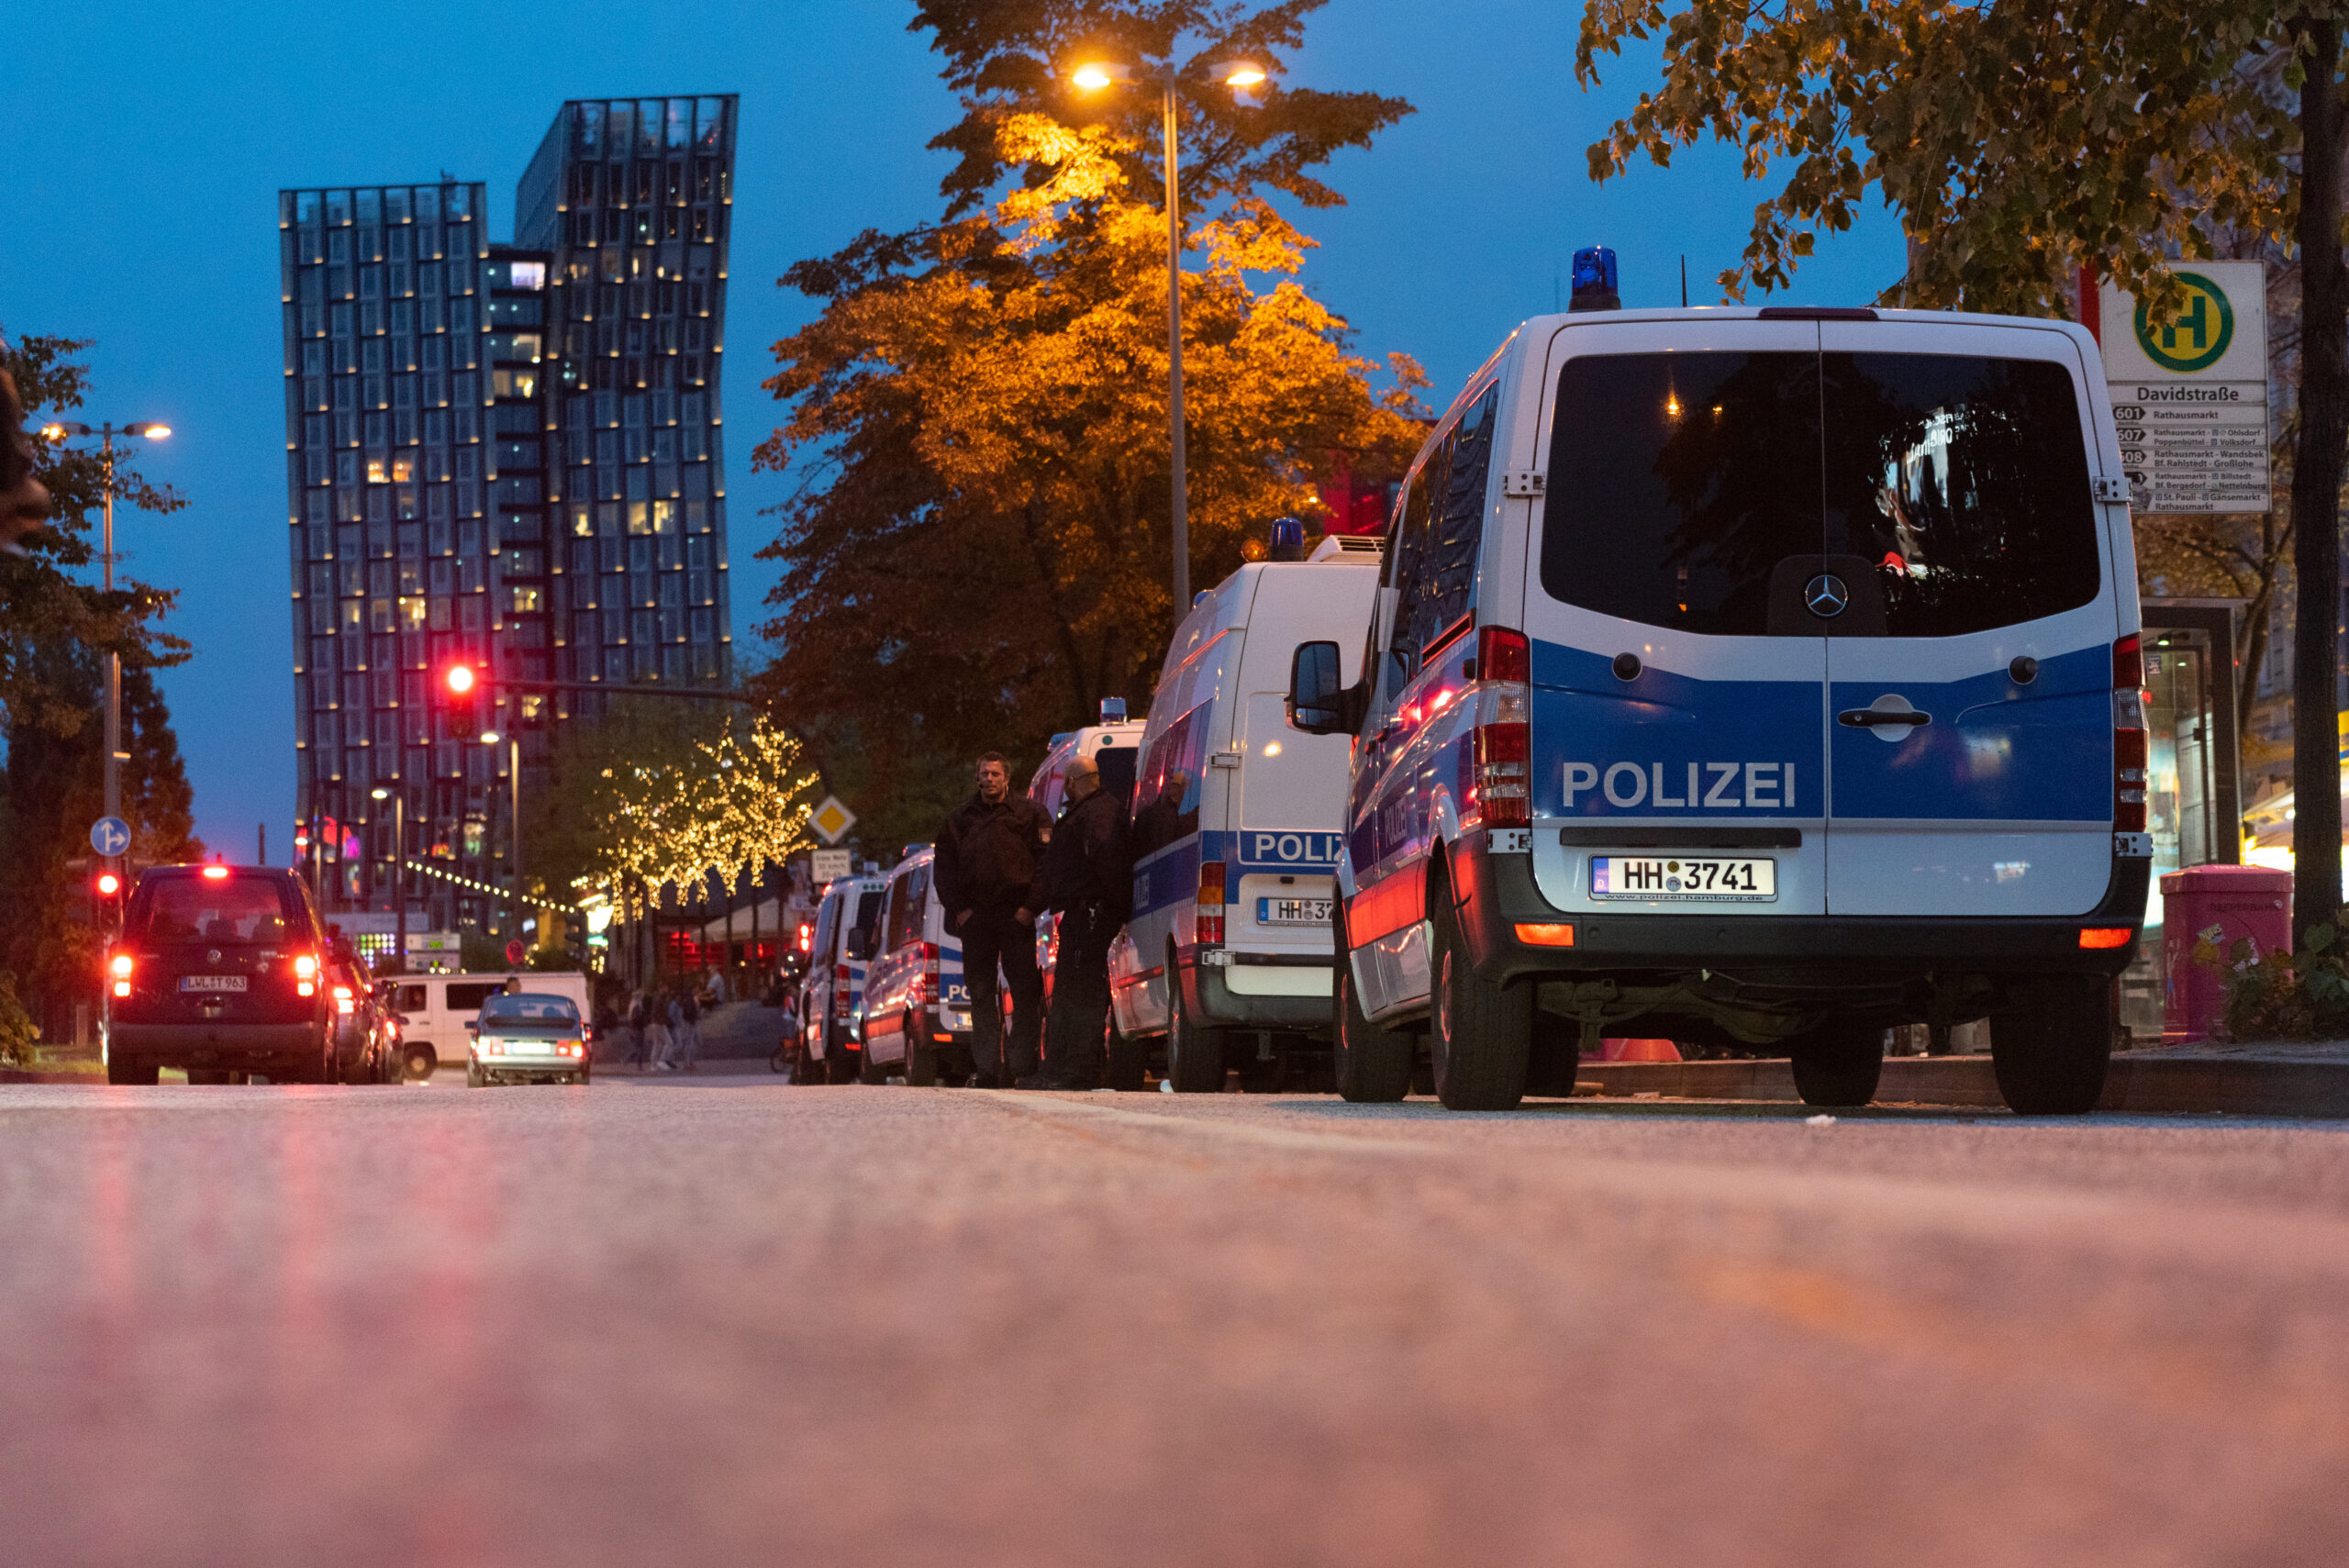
[1108,526,1386,1091]
[798,872,885,1083]
[857,845,974,1085]
[1286,251,2148,1115]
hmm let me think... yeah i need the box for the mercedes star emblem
[1803,573,1850,618]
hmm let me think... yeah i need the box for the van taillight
[1471,627,1532,828]
[834,962,850,1018]
[2113,634,2147,833]
[918,942,940,1003]
[1197,862,1228,946]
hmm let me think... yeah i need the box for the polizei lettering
[1563,762,1795,810]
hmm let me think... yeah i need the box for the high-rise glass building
[279,94,739,933]
[517,95,738,695]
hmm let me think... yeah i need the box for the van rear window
[1542,350,2099,637]
[129,875,295,943]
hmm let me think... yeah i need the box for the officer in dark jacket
[933,751,1053,1087]
[1032,753,1132,1089]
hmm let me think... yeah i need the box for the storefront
[2119,601,2244,1038]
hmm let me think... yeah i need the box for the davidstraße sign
[2097,261,2269,515]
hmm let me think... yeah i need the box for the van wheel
[1431,881,1531,1110]
[1333,906,1411,1103]
[1165,973,1226,1093]
[404,1044,436,1081]
[1105,1017,1145,1092]
[1991,978,2112,1116]
[906,1018,938,1086]
[1789,1018,1885,1106]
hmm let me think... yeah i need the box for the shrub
[2217,910,2349,1040]
[0,972,39,1067]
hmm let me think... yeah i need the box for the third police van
[1286,253,2148,1116]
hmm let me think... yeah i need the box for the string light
[584,715,820,919]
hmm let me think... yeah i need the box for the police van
[1286,268,2147,1115]
[797,872,885,1083]
[1108,528,1385,1091]
[857,845,974,1085]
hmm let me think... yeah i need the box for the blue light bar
[1570,246,1620,312]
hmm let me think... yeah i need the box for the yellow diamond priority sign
[809,795,857,845]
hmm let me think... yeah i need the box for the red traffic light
[95,871,121,896]
[444,664,477,696]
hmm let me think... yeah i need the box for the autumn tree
[752,1,1426,847]
[1575,0,2343,938]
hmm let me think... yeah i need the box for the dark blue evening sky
[5,0,1902,856]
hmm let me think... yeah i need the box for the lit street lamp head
[1070,61,1127,90]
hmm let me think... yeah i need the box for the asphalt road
[4,1076,2346,1567]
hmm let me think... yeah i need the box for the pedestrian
[644,989,675,1072]
[676,985,703,1073]
[1031,752,1131,1090]
[933,751,1052,1088]
[627,989,653,1071]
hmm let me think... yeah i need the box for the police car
[1286,252,2147,1115]
[1108,525,1385,1091]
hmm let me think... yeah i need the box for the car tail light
[294,954,317,980]
[1469,627,1532,829]
[1515,922,1575,947]
[333,984,356,1015]
[2079,928,2133,949]
[110,954,133,979]
[1197,862,1228,945]
[2113,634,2147,833]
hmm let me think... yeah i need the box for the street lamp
[480,728,523,951]
[371,785,406,973]
[1070,54,1265,611]
[39,420,173,837]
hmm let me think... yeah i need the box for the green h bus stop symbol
[2133,272,2235,373]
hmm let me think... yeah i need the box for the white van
[1108,533,1385,1091]
[797,873,886,1083]
[384,970,593,1078]
[1286,287,2147,1115]
[857,847,974,1085]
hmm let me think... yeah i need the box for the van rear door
[1815,320,2118,916]
[1525,317,1831,917]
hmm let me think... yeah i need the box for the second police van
[857,845,974,1085]
[1108,527,1385,1091]
[1286,256,2148,1116]
[798,871,885,1083]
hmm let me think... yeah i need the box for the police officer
[933,751,1052,1088]
[1030,753,1131,1090]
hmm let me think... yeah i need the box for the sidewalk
[1580,1040,2349,1118]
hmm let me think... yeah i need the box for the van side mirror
[1287,641,1349,733]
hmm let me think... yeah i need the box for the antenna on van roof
[1681,254,1688,308]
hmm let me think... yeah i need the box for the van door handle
[1838,707,1932,728]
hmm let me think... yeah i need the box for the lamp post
[371,785,406,973]
[480,728,523,950]
[1070,55,1264,612]
[38,420,172,830]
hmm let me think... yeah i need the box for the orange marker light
[2078,928,2133,950]
[1515,922,1576,947]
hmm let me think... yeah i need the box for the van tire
[1991,978,2112,1116]
[1431,881,1531,1110]
[404,1044,436,1081]
[1789,1019,1885,1106]
[1166,973,1226,1094]
[1106,1018,1145,1092]
[1332,906,1410,1103]
[906,1018,938,1086]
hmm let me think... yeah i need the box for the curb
[1576,1054,2349,1118]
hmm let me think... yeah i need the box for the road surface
[3,1077,2344,1565]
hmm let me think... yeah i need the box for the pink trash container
[2161,864,2291,1044]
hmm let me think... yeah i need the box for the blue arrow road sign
[90,817,131,857]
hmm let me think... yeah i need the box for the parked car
[106,863,336,1085]
[379,970,593,1078]
[796,872,886,1084]
[857,846,973,1086]
[1107,531,1386,1092]
[1286,265,2148,1114]
[465,992,593,1086]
